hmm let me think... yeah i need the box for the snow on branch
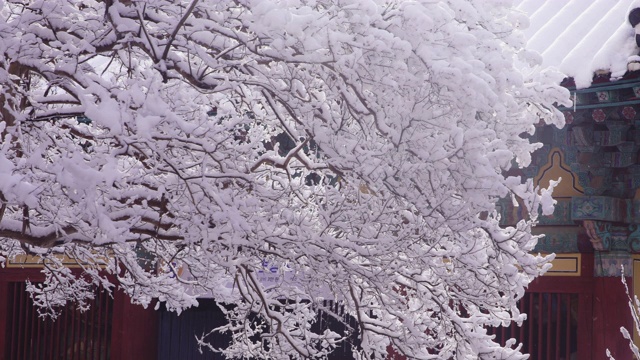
[0,0,569,358]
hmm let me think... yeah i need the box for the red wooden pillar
[111,290,158,360]
[578,253,594,360]
[578,291,594,360]
[0,281,8,360]
[591,276,633,360]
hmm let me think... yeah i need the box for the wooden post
[111,290,158,360]
[592,276,634,360]
[577,292,594,360]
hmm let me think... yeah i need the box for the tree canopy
[0,0,569,358]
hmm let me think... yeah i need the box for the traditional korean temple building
[488,1,640,359]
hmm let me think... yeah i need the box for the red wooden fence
[0,268,157,360]
[4,281,113,360]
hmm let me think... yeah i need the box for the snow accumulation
[515,0,640,88]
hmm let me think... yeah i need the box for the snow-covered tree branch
[0,0,569,358]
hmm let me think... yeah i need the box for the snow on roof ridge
[516,0,545,22]
[528,1,593,63]
[558,0,631,88]
[590,21,634,82]
[525,1,567,40]
[516,0,640,88]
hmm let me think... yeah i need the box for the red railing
[4,282,113,360]
[488,292,579,360]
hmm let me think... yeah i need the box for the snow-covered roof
[516,0,640,88]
